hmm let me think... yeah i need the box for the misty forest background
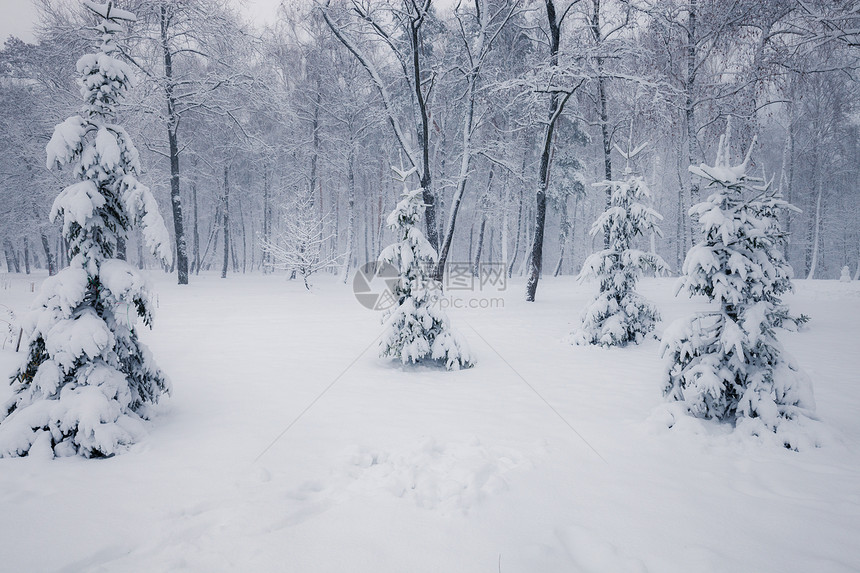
[1,0,858,297]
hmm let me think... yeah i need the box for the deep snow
[0,270,858,572]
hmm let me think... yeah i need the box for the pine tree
[0,2,172,458]
[573,144,667,347]
[379,167,474,370]
[660,129,816,448]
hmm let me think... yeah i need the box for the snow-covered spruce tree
[572,144,667,347]
[660,131,816,448]
[379,167,474,370]
[0,2,172,458]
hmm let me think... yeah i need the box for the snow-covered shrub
[0,305,17,350]
[660,130,816,449]
[0,2,172,458]
[379,168,474,370]
[262,189,340,290]
[572,148,667,347]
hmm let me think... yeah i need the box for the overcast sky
[0,0,285,45]
[0,0,39,43]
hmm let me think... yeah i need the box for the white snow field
[1,271,859,572]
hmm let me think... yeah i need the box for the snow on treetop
[613,140,649,175]
[390,164,418,182]
[77,52,135,91]
[386,188,425,228]
[97,20,124,35]
[83,1,137,22]
[689,133,757,187]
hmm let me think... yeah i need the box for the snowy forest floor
[0,271,859,572]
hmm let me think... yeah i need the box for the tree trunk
[520,207,534,277]
[435,50,480,282]
[805,144,820,278]
[23,239,31,274]
[376,193,386,259]
[40,232,56,276]
[685,0,700,242]
[161,5,189,285]
[364,198,371,266]
[501,174,510,276]
[436,130,448,243]
[473,218,486,277]
[598,74,612,249]
[409,12,439,254]
[571,193,580,269]
[806,177,823,280]
[591,0,613,249]
[783,110,797,267]
[487,227,495,269]
[200,201,220,271]
[508,177,524,278]
[250,210,256,272]
[192,178,200,274]
[553,193,569,277]
[526,0,567,302]
[854,237,860,281]
[675,136,688,273]
[332,183,339,272]
[222,166,230,279]
[468,223,475,270]
[231,224,240,273]
[309,88,321,209]
[238,191,247,273]
[472,169,495,277]
[3,241,16,273]
[137,232,145,270]
[342,147,357,283]
[4,240,20,273]
[262,167,271,273]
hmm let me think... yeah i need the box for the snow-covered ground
[1,270,858,572]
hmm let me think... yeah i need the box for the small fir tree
[573,144,667,347]
[379,167,474,370]
[660,129,815,447]
[0,2,172,458]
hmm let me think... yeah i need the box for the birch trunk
[221,166,230,279]
[342,148,357,282]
